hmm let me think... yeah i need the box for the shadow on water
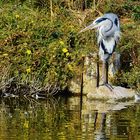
[0,95,140,140]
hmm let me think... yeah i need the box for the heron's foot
[100,83,114,91]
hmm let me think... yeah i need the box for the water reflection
[0,96,140,140]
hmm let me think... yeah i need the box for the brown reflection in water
[0,96,140,140]
[81,98,140,140]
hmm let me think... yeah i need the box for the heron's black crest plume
[95,18,107,23]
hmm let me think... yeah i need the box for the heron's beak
[79,22,98,33]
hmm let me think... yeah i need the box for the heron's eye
[114,18,118,26]
[95,18,107,23]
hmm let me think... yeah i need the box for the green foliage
[122,0,140,21]
[123,66,140,90]
[0,2,95,91]
[112,20,140,91]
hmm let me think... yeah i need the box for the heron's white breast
[102,37,115,54]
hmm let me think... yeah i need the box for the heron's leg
[96,54,100,87]
[103,60,108,84]
[103,60,113,90]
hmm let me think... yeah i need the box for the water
[0,96,140,140]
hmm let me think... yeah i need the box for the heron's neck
[101,19,113,36]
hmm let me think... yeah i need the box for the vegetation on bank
[0,0,140,96]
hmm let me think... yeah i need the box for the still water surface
[0,96,140,140]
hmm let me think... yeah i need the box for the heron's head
[79,17,109,33]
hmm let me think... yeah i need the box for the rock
[134,94,140,102]
[69,74,97,95]
[85,99,134,113]
[87,86,136,100]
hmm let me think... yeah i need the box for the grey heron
[80,13,121,89]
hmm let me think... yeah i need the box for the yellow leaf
[26,68,31,73]
[59,41,64,45]
[26,49,31,55]
[66,52,70,57]
[62,48,68,53]
[23,120,29,129]
[3,53,8,56]
[68,64,73,71]
[15,14,20,19]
